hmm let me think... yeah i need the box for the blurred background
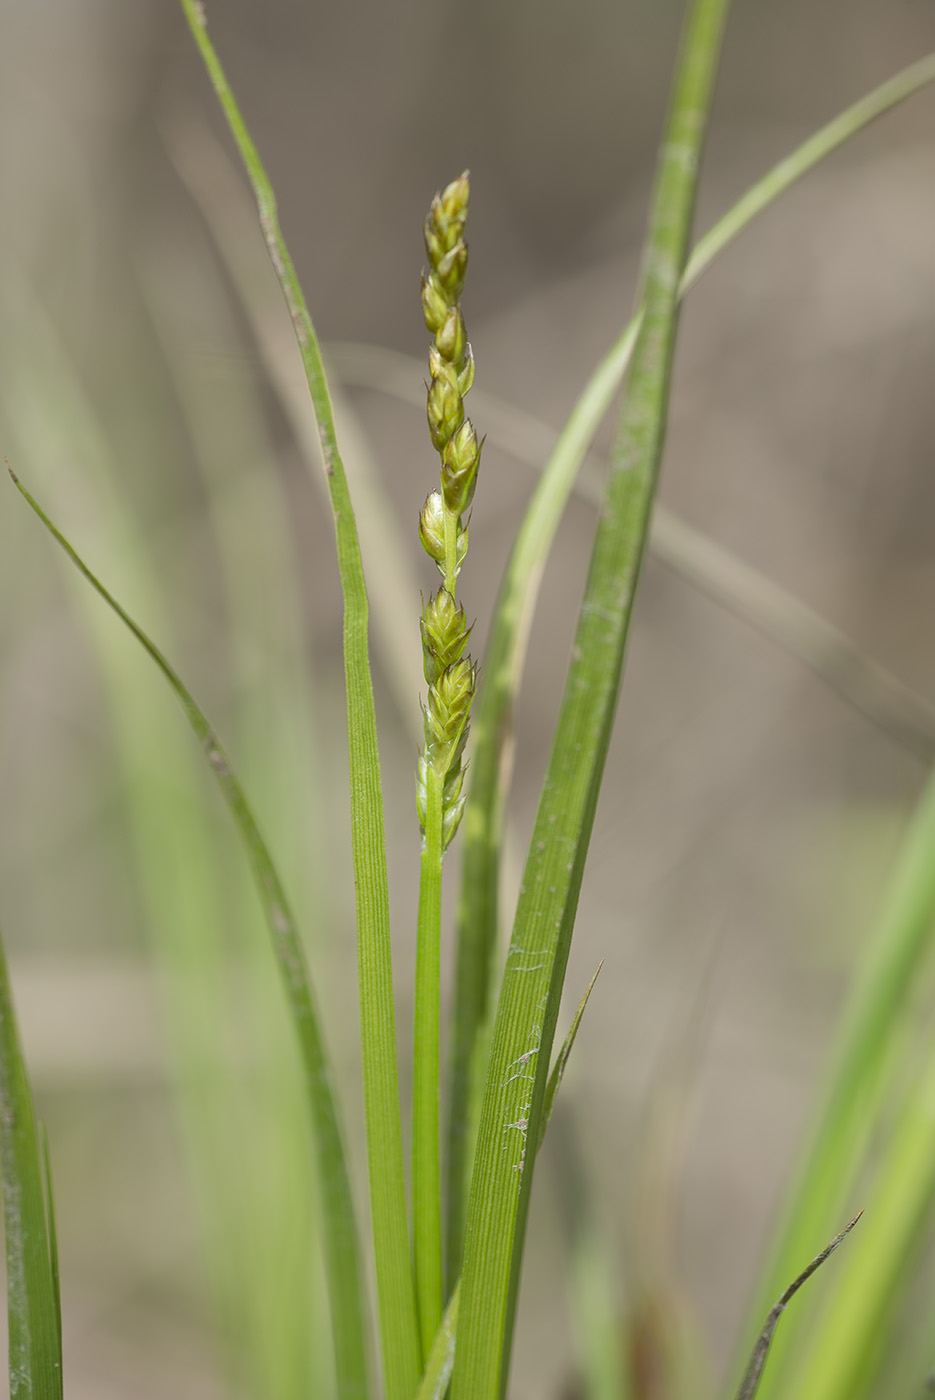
[1,1,934,1397]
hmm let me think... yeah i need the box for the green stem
[412,761,445,1360]
[177,5,421,1397]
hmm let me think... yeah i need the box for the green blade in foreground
[178,3,421,1395]
[450,1,732,1395]
[163,117,425,751]
[417,965,601,1400]
[0,924,63,1400]
[444,47,935,1273]
[12,469,370,1400]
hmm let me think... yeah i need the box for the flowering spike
[417,172,481,850]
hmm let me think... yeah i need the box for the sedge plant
[3,3,935,1400]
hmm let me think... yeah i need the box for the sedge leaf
[444,47,935,1271]
[417,966,601,1400]
[177,1,421,1394]
[451,2,732,1394]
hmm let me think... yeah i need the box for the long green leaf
[11,468,371,1400]
[0,923,63,1400]
[443,46,935,1272]
[451,11,732,1392]
[683,50,935,301]
[177,3,421,1395]
[417,966,600,1400]
[163,117,424,748]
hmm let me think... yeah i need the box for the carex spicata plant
[412,171,481,1357]
[8,4,935,1399]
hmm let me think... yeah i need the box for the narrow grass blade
[451,0,732,1390]
[163,114,424,746]
[417,968,599,1398]
[178,3,421,1393]
[0,923,63,1400]
[11,468,371,1400]
[443,322,636,1283]
[733,1213,862,1400]
[436,48,935,1270]
[739,768,935,1400]
[682,50,935,297]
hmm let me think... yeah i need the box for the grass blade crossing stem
[178,3,421,1394]
[417,965,601,1400]
[451,1,732,1394]
[444,47,935,1271]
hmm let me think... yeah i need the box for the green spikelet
[417,172,480,851]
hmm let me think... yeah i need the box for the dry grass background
[1,1,934,1396]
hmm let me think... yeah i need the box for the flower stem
[412,760,446,1357]
[414,173,480,1352]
